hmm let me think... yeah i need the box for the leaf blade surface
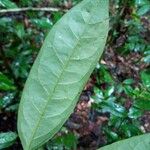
[0,132,17,149]
[99,133,150,150]
[18,0,109,149]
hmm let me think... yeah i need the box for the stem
[0,7,67,14]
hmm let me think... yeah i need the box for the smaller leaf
[103,86,115,98]
[0,98,3,109]
[105,129,119,141]
[52,12,64,23]
[108,116,122,128]
[123,85,134,96]
[143,49,150,63]
[0,72,16,91]
[5,103,19,112]
[100,98,126,117]
[137,4,150,16]
[135,0,150,6]
[0,0,18,8]
[99,133,150,150]
[134,99,150,111]
[31,18,53,29]
[20,0,32,6]
[46,133,77,150]
[1,92,16,108]
[120,124,142,138]
[123,79,134,85]
[144,55,150,63]
[116,84,124,94]
[140,69,150,89]
[15,23,25,39]
[99,65,114,84]
[0,17,12,27]
[128,107,142,119]
[0,132,17,149]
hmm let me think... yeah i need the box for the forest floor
[1,48,150,150]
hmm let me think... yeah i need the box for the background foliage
[0,0,150,149]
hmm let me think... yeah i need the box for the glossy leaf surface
[0,132,17,149]
[0,72,16,91]
[17,0,109,149]
[99,133,150,150]
[0,0,18,8]
[141,69,150,89]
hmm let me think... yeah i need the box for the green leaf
[123,85,134,96]
[52,12,64,23]
[104,86,114,97]
[140,69,150,89]
[47,133,77,150]
[120,124,142,138]
[5,103,19,112]
[31,18,53,29]
[0,0,18,8]
[135,0,150,6]
[144,55,150,63]
[17,0,109,149]
[128,107,142,119]
[123,79,134,85]
[137,4,150,16]
[134,99,150,111]
[99,133,150,150]
[1,92,16,108]
[15,23,25,39]
[0,132,17,149]
[0,72,16,91]
[0,98,3,109]
[100,98,126,117]
[135,100,150,111]
[0,17,12,27]
[104,129,119,141]
[144,50,150,63]
[98,65,114,84]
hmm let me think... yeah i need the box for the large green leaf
[17,0,109,149]
[99,134,150,150]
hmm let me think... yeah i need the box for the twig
[0,7,67,13]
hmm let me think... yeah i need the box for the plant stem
[0,7,67,14]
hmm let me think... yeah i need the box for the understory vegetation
[0,0,150,149]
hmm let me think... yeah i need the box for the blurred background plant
[0,0,150,149]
